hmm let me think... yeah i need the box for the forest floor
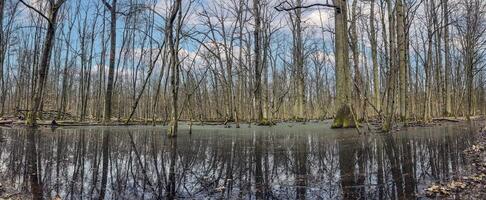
[425,123,486,199]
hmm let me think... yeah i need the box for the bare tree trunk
[332,0,354,128]
[102,0,117,123]
[0,0,5,116]
[442,0,452,116]
[424,0,433,122]
[96,9,107,121]
[291,0,305,120]
[82,15,98,121]
[254,0,263,123]
[397,0,407,121]
[370,0,381,114]
[152,47,168,125]
[167,0,182,137]
[350,0,363,120]
[383,0,398,131]
[465,50,473,121]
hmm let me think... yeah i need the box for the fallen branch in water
[432,118,461,123]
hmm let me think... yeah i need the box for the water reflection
[0,124,477,199]
[27,129,43,200]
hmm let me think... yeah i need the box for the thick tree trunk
[332,0,354,128]
[293,0,305,120]
[442,0,452,116]
[254,0,263,123]
[167,0,182,137]
[103,0,117,123]
[397,0,407,121]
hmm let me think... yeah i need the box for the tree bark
[443,0,452,116]
[167,0,182,137]
[397,0,407,121]
[103,0,117,123]
[0,0,5,116]
[332,0,354,128]
[350,0,363,119]
[292,0,305,120]
[254,0,263,123]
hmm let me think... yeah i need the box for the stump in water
[51,120,59,128]
[26,112,34,126]
[258,118,275,126]
[332,105,356,128]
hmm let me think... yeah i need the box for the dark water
[0,122,480,199]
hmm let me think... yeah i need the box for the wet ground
[0,121,482,199]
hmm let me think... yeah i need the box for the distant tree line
[0,0,485,135]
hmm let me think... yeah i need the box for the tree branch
[19,0,51,23]
[275,1,340,13]
[101,0,112,10]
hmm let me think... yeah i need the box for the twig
[275,0,340,12]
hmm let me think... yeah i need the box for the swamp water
[0,122,481,199]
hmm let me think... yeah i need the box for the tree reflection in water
[0,124,477,199]
[27,129,43,200]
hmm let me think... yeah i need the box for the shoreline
[425,125,486,199]
[0,115,483,129]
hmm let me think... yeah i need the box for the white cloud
[303,9,333,27]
